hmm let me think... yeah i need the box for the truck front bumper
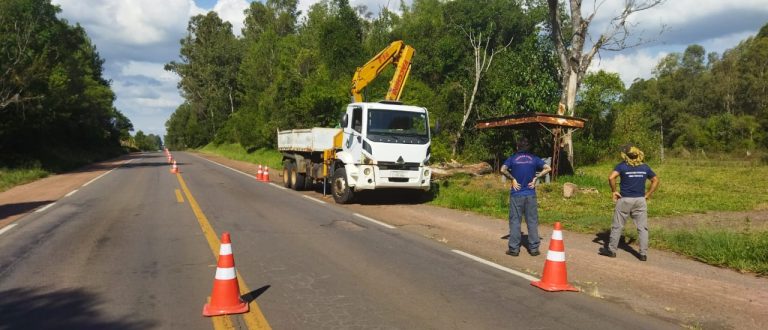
[349,165,431,191]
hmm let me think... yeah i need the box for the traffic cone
[256,165,263,181]
[170,160,179,174]
[531,222,578,292]
[261,167,270,182]
[168,155,172,164]
[203,232,249,316]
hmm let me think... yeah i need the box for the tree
[165,12,241,144]
[546,0,666,165]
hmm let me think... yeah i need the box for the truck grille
[378,162,420,171]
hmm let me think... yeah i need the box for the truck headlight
[364,168,372,176]
[423,169,430,177]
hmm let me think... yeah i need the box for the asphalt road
[0,152,679,329]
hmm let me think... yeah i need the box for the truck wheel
[332,168,354,204]
[292,166,306,191]
[282,162,293,188]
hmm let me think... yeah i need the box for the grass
[0,167,49,193]
[198,143,283,170]
[431,160,768,275]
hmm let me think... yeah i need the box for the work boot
[506,250,519,257]
[598,247,616,258]
[529,249,540,256]
[639,255,647,261]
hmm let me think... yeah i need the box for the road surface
[0,152,678,329]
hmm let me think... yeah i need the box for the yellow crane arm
[350,40,415,103]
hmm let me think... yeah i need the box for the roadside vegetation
[0,167,49,193]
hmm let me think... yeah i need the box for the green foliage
[0,0,128,171]
[199,143,283,170]
[133,131,162,151]
[653,229,768,276]
[0,167,49,192]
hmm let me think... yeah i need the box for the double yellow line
[176,173,271,330]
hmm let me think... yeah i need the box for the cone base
[531,280,578,292]
[202,301,249,317]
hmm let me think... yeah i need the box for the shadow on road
[0,201,55,221]
[0,287,155,329]
[241,285,271,303]
[592,230,643,259]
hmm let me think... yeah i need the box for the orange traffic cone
[256,165,263,181]
[203,232,249,316]
[261,167,270,182]
[531,222,578,292]
[170,160,179,174]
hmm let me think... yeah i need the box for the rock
[563,182,577,198]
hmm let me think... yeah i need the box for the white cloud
[591,51,668,86]
[213,0,251,35]
[53,0,201,46]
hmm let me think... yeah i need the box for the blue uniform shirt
[614,162,656,198]
[503,152,545,197]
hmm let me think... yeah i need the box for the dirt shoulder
[3,152,766,329]
[0,154,136,229]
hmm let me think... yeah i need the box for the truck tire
[292,165,306,191]
[331,168,354,204]
[282,162,293,188]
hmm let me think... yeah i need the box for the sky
[50,0,768,138]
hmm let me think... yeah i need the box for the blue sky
[49,0,768,138]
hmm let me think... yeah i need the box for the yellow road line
[176,173,272,330]
[208,298,236,329]
[175,189,185,203]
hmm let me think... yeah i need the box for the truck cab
[332,101,431,202]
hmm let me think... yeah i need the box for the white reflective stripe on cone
[215,267,237,280]
[551,230,563,240]
[219,243,232,255]
[547,250,566,262]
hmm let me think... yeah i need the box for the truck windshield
[367,109,429,144]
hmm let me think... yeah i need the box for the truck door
[343,105,364,164]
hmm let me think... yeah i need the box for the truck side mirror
[340,113,348,128]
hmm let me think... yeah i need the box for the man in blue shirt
[500,137,551,256]
[600,144,660,261]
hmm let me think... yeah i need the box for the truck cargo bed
[277,128,341,152]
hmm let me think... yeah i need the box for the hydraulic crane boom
[350,40,415,103]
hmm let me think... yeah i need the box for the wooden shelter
[475,112,586,180]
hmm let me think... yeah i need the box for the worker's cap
[621,143,639,159]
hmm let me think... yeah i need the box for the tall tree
[165,12,241,143]
[546,0,666,165]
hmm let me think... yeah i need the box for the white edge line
[269,182,287,190]
[302,195,327,204]
[452,249,540,282]
[35,203,56,213]
[0,224,18,236]
[65,189,78,197]
[354,213,396,229]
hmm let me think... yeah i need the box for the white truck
[277,101,432,204]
